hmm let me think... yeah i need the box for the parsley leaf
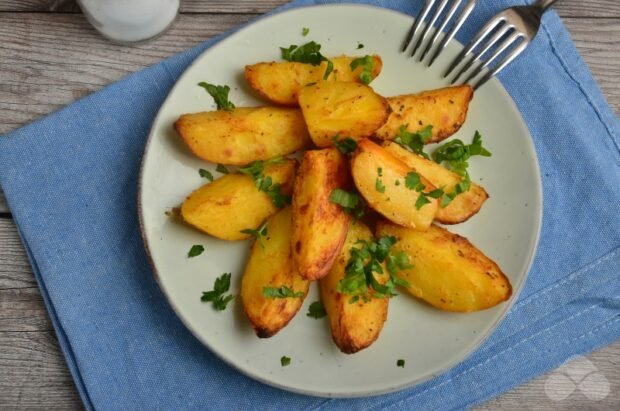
[216,164,229,174]
[415,194,431,210]
[302,27,310,36]
[238,158,291,208]
[188,245,205,258]
[376,177,386,193]
[329,189,365,219]
[240,222,268,248]
[332,135,358,155]
[307,301,327,319]
[393,125,433,159]
[280,41,334,80]
[201,273,234,311]
[199,168,214,182]
[350,55,375,84]
[197,82,236,111]
[262,286,305,299]
[281,356,291,367]
[397,359,405,368]
[357,42,365,49]
[405,172,425,192]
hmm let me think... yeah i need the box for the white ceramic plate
[139,4,542,398]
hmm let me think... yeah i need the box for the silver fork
[445,0,559,90]
[401,0,477,66]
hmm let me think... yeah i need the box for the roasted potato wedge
[241,207,310,338]
[181,160,296,240]
[375,85,473,143]
[245,55,383,106]
[382,141,489,224]
[351,139,438,230]
[174,107,311,166]
[298,81,390,148]
[320,221,389,354]
[292,149,350,280]
[376,221,512,312]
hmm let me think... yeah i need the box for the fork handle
[534,0,559,11]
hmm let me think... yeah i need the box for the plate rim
[137,3,543,398]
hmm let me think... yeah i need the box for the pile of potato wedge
[173,52,512,354]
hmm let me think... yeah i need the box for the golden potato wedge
[180,160,296,240]
[298,81,390,148]
[291,149,351,280]
[375,85,473,143]
[376,221,512,312]
[320,221,389,354]
[241,207,310,338]
[245,55,383,106]
[351,139,438,230]
[174,107,311,166]
[382,141,489,224]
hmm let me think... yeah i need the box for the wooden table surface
[0,0,618,409]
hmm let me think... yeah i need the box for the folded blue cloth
[1,0,619,409]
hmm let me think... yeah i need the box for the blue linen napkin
[1,0,619,409]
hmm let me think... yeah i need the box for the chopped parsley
[307,301,327,319]
[302,27,310,36]
[332,135,358,155]
[188,245,205,258]
[357,42,365,49]
[280,41,334,80]
[197,82,236,111]
[337,236,411,302]
[240,222,268,248]
[397,359,405,368]
[262,286,304,299]
[405,172,441,210]
[329,189,366,219]
[350,55,375,84]
[376,177,386,193]
[201,273,234,311]
[216,164,230,174]
[199,168,214,182]
[238,158,291,208]
[281,356,291,367]
[393,125,433,159]
[405,172,424,191]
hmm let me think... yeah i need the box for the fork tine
[461,31,523,85]
[449,22,511,84]
[420,0,463,62]
[411,0,450,58]
[443,15,505,78]
[473,40,528,90]
[401,0,437,53]
[428,0,476,67]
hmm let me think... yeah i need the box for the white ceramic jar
[77,0,180,44]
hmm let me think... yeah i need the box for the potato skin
[298,81,390,148]
[319,221,389,354]
[174,107,311,166]
[245,55,383,106]
[376,221,512,312]
[382,141,489,224]
[351,139,438,230]
[180,160,297,240]
[241,207,310,338]
[375,85,473,144]
[291,149,351,280]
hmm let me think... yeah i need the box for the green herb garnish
[240,222,268,248]
[281,356,291,367]
[216,164,230,174]
[393,125,433,159]
[197,82,236,111]
[376,177,386,193]
[397,359,405,368]
[280,41,334,80]
[201,273,234,311]
[357,43,365,49]
[199,168,214,182]
[332,135,358,155]
[329,189,365,219]
[307,301,327,319]
[262,286,305,299]
[238,158,291,208]
[188,245,205,258]
[350,55,375,84]
[302,27,310,36]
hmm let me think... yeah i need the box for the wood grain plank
[0,191,7,214]
[0,288,52,332]
[0,331,82,408]
[0,0,619,18]
[0,14,617,137]
[0,219,35,289]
